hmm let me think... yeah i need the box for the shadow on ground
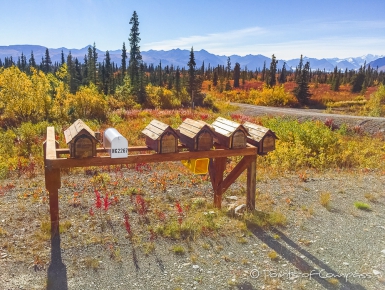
[247,222,366,290]
[47,233,68,290]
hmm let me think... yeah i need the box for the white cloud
[142,20,385,59]
[143,26,266,52]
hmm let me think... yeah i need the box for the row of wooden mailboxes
[63,117,278,159]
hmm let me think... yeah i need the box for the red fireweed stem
[103,193,110,211]
[123,211,131,235]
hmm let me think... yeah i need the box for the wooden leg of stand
[45,168,61,237]
[209,157,227,209]
[246,156,257,211]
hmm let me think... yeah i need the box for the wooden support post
[209,157,227,209]
[44,127,61,237]
[246,155,257,210]
[46,168,61,236]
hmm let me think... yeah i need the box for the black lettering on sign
[112,148,128,154]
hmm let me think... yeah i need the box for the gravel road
[231,103,385,135]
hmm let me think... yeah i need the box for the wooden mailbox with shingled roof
[243,121,278,155]
[64,119,100,158]
[142,119,179,154]
[211,117,249,149]
[176,118,215,151]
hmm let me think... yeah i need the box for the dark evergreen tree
[86,47,93,84]
[331,66,341,91]
[66,52,74,92]
[121,42,127,79]
[279,62,287,83]
[128,11,143,95]
[74,58,82,91]
[351,71,365,93]
[83,55,89,85]
[61,50,65,66]
[267,54,278,87]
[226,57,231,79]
[158,60,162,86]
[261,61,266,81]
[293,55,311,104]
[175,67,181,93]
[213,70,218,86]
[233,62,241,88]
[43,48,52,73]
[187,47,196,108]
[92,43,98,84]
[103,50,112,94]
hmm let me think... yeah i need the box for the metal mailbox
[103,128,128,158]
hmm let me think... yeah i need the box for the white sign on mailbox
[103,128,128,158]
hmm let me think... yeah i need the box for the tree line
[1,11,385,110]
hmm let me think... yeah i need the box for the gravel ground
[1,166,385,290]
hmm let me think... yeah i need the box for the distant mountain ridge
[0,45,384,72]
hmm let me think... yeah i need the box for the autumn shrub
[67,83,108,121]
[16,121,49,157]
[202,93,219,111]
[366,84,385,116]
[0,67,51,125]
[249,84,297,107]
[113,75,140,109]
[259,117,384,171]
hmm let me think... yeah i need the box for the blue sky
[1,0,384,59]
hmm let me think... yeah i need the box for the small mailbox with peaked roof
[243,121,278,155]
[64,119,100,158]
[211,117,249,149]
[142,119,179,153]
[177,118,215,151]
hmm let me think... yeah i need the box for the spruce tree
[104,51,112,94]
[261,61,266,82]
[43,48,52,73]
[121,42,127,79]
[187,47,196,108]
[128,11,143,95]
[279,62,287,83]
[87,47,94,84]
[233,62,241,88]
[213,70,218,86]
[293,55,311,104]
[331,67,341,91]
[92,43,98,84]
[175,67,181,94]
[226,57,231,79]
[83,55,89,85]
[19,52,27,72]
[61,50,65,66]
[267,54,278,87]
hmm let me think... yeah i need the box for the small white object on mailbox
[103,128,128,158]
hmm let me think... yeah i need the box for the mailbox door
[262,135,275,154]
[160,133,177,153]
[197,130,213,151]
[232,130,247,149]
[74,135,93,158]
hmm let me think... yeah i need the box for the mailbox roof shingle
[64,119,96,144]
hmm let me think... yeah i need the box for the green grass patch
[354,201,371,211]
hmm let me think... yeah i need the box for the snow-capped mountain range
[0,45,384,72]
